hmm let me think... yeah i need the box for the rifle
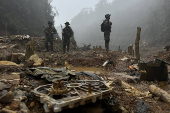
[60,24,63,40]
[155,58,170,65]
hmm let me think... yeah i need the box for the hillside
[0,0,55,36]
[70,0,170,50]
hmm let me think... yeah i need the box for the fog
[1,0,169,50]
[53,0,169,50]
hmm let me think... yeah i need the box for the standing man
[101,14,112,51]
[62,22,73,54]
[44,21,57,52]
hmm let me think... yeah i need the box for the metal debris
[32,80,113,112]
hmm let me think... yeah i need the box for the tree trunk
[135,27,141,61]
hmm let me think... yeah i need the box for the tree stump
[11,53,18,63]
[25,40,34,60]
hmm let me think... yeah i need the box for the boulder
[13,89,25,99]
[20,102,29,112]
[0,82,10,91]
[10,100,20,110]
[0,90,8,97]
[27,54,43,66]
[0,91,14,103]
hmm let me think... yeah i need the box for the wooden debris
[117,79,152,97]
[149,85,170,105]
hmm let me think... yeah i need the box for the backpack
[101,21,105,32]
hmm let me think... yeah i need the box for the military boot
[63,48,66,54]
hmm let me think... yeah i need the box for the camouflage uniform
[103,14,112,51]
[62,22,73,53]
[44,23,57,51]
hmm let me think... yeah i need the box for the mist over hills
[68,0,170,50]
[1,0,170,51]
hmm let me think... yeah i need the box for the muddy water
[71,67,106,74]
[54,67,107,74]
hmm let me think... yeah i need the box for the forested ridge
[1,0,170,49]
[0,0,55,36]
[71,0,170,50]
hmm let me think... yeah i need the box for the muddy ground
[0,36,170,113]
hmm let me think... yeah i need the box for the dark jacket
[63,26,73,38]
[44,27,57,38]
[103,19,112,32]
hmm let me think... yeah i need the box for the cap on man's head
[65,22,70,25]
[48,21,53,25]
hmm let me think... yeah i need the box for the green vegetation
[0,0,56,36]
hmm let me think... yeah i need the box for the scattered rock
[0,91,14,103]
[13,89,25,99]
[0,90,8,97]
[0,82,10,90]
[134,99,150,113]
[0,46,7,49]
[19,109,28,113]
[27,54,43,66]
[0,108,17,113]
[5,106,11,110]
[20,102,29,112]
[24,60,34,68]
[10,100,20,110]
[29,101,35,108]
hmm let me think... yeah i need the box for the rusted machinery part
[32,80,113,112]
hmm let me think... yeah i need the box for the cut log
[149,85,170,105]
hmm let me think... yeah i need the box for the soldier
[62,22,73,54]
[44,21,57,52]
[101,14,112,51]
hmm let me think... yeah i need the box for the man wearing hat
[62,22,73,54]
[44,21,57,52]
[101,14,112,51]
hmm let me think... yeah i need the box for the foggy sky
[51,0,99,27]
[50,0,164,50]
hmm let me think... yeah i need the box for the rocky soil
[0,36,170,113]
